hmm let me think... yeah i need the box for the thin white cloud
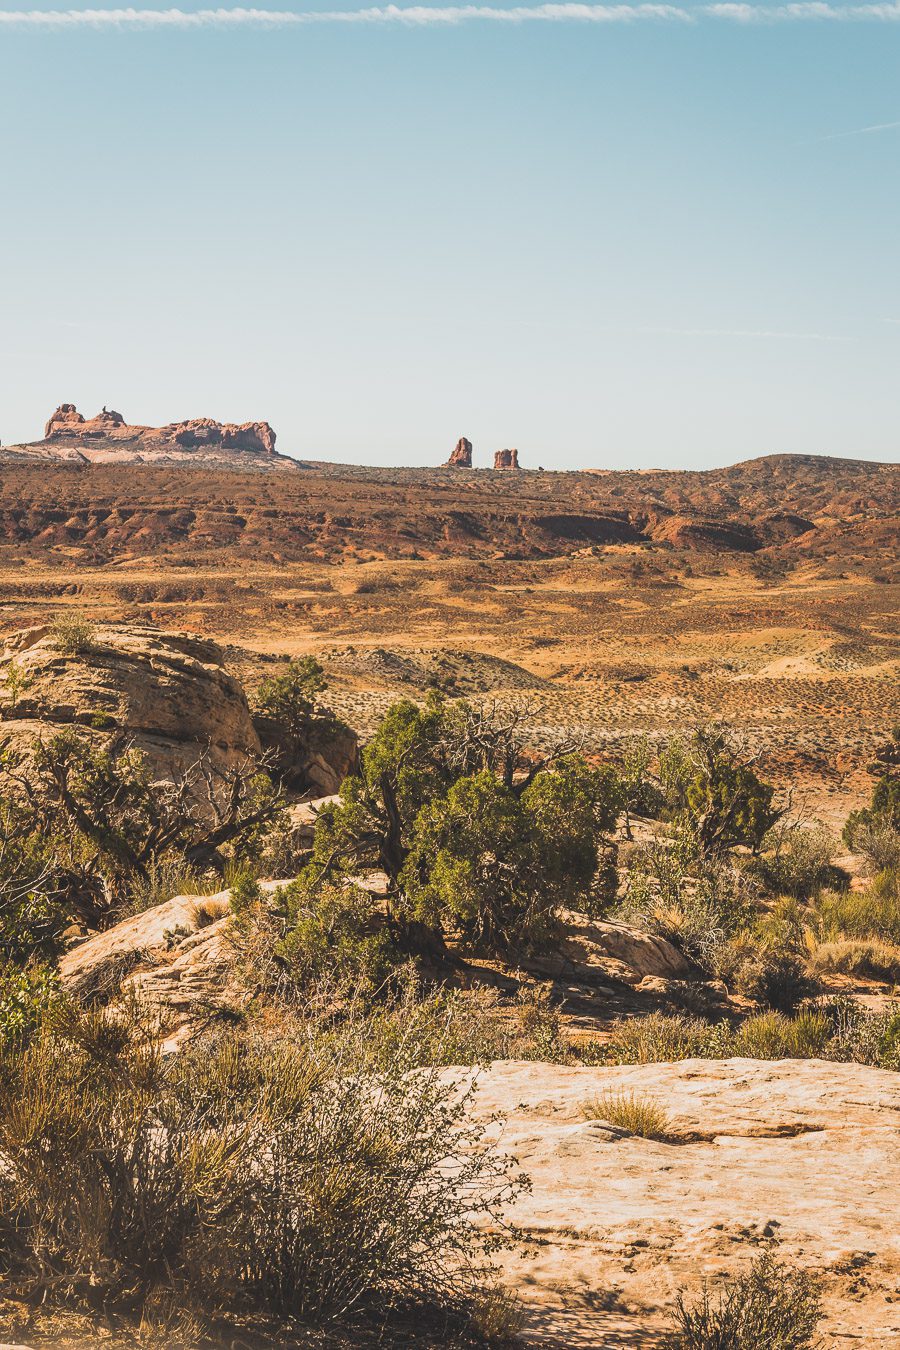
[708,2,900,17]
[820,119,900,139]
[638,326,850,340]
[2,2,900,27]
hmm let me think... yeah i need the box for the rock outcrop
[23,405,295,471]
[0,623,359,798]
[44,404,277,455]
[253,711,358,795]
[445,437,473,468]
[494,447,520,469]
[459,1057,900,1347]
[0,624,261,778]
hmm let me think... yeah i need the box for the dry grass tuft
[582,1089,671,1139]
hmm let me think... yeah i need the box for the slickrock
[0,623,260,777]
[494,447,520,469]
[455,1057,900,1348]
[59,882,289,1050]
[445,436,473,467]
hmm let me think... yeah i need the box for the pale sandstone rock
[59,880,293,1050]
[0,624,260,778]
[452,1057,900,1347]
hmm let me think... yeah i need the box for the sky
[0,2,898,470]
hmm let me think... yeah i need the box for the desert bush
[601,1012,711,1064]
[843,732,900,850]
[0,1006,522,1328]
[0,961,61,1046]
[755,822,838,898]
[276,877,399,992]
[600,999,900,1070]
[1,658,33,715]
[659,727,781,856]
[253,655,328,732]
[582,1089,670,1139]
[623,843,758,976]
[808,937,900,983]
[811,871,900,945]
[299,694,619,959]
[121,855,218,916]
[852,823,900,874]
[662,1250,821,1349]
[0,799,70,962]
[730,1010,831,1060]
[733,948,812,1015]
[50,612,96,655]
[1,730,287,920]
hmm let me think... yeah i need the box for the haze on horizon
[0,1,898,471]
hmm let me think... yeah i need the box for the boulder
[494,447,520,470]
[0,623,260,778]
[445,436,473,468]
[554,913,692,983]
[59,882,290,1050]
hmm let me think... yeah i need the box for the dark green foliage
[844,727,900,849]
[253,656,328,736]
[662,727,780,855]
[663,1251,822,1350]
[401,759,614,952]
[295,695,619,958]
[276,878,398,990]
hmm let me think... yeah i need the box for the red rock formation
[163,418,277,455]
[42,405,277,455]
[44,403,85,437]
[494,448,520,470]
[445,437,473,468]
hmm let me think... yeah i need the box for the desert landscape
[0,433,897,1348]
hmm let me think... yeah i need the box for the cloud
[1,2,900,28]
[819,119,900,140]
[638,326,849,340]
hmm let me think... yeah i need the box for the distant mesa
[43,404,278,456]
[445,436,473,468]
[493,447,520,470]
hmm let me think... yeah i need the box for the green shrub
[603,1012,711,1064]
[663,1251,821,1349]
[0,962,61,1046]
[813,871,900,945]
[809,937,900,983]
[276,878,398,992]
[601,1000,900,1071]
[732,1010,831,1060]
[735,948,812,1015]
[252,655,328,734]
[755,823,837,898]
[0,1007,521,1327]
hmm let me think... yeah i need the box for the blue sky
[0,2,897,468]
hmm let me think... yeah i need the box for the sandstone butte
[445,435,473,467]
[494,447,520,469]
[44,403,278,455]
